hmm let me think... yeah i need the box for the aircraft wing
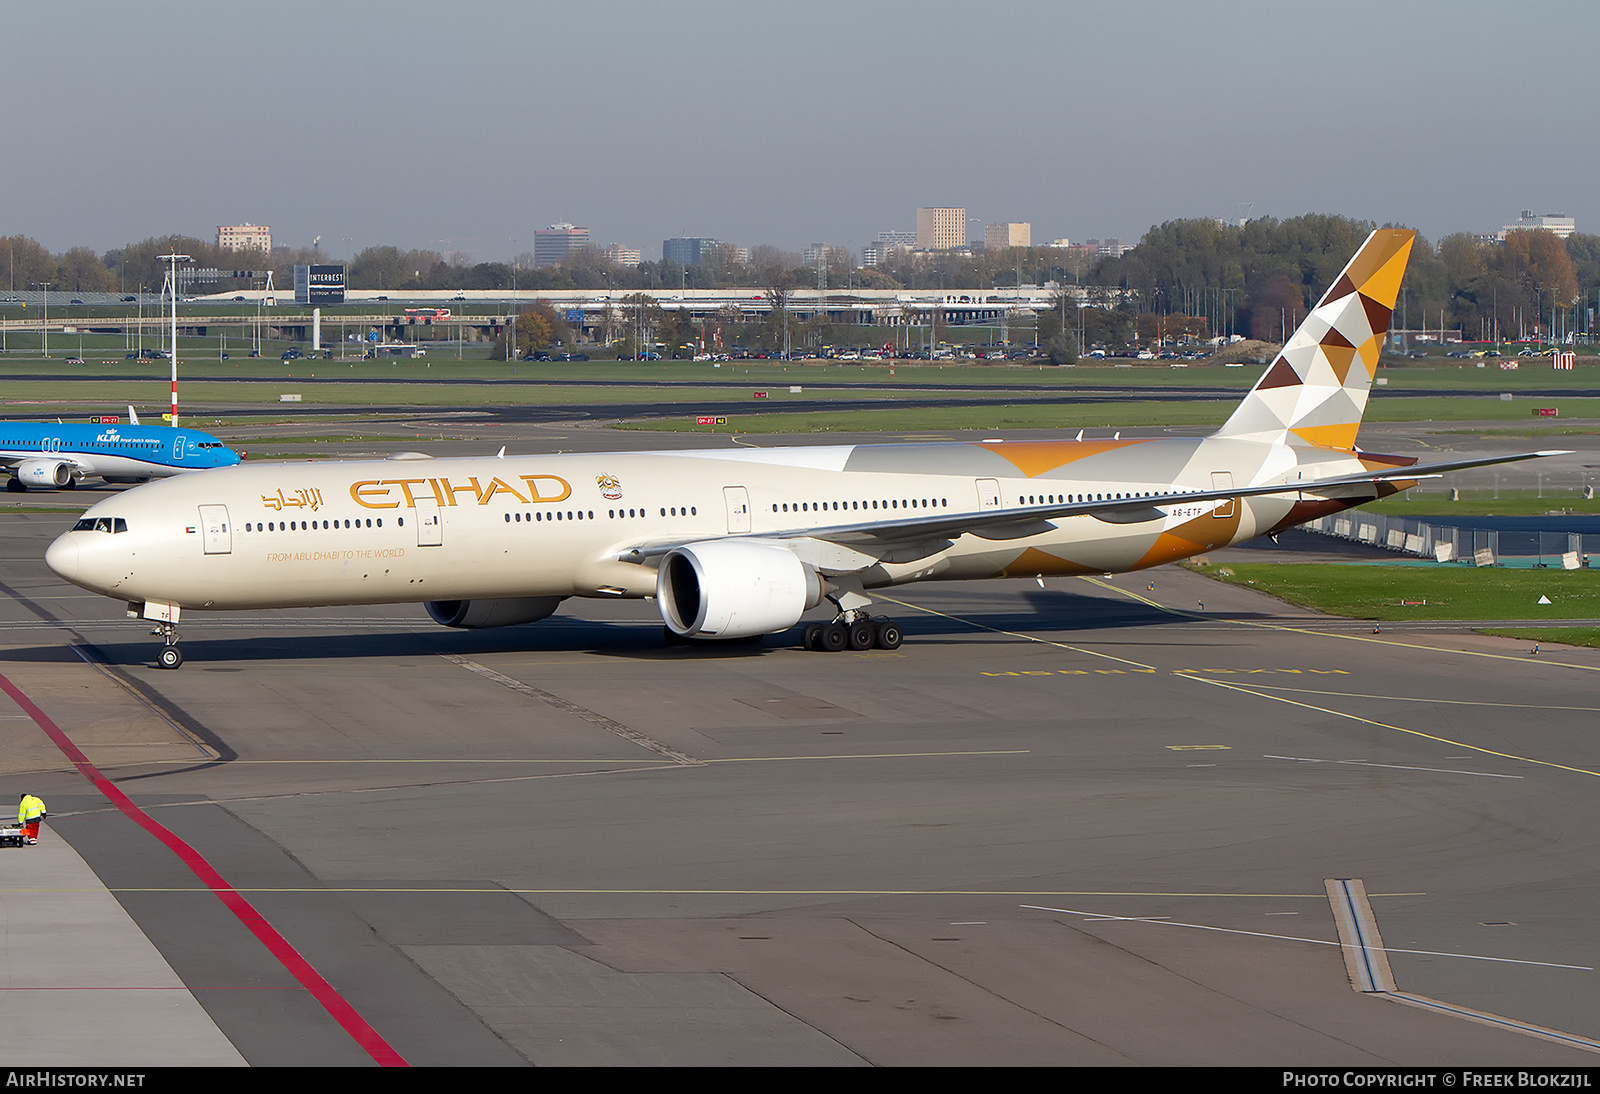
[616,449,1567,565]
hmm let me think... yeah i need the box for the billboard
[294,264,346,305]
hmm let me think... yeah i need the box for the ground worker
[18,794,45,845]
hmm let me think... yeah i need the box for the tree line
[1090,214,1595,345]
[6,217,1596,349]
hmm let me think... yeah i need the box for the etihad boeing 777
[0,408,239,491]
[45,229,1559,667]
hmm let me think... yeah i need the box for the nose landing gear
[151,623,183,669]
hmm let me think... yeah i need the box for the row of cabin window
[13,441,158,451]
[1017,491,1165,504]
[245,518,393,531]
[507,510,593,523]
[773,498,948,514]
[503,507,699,523]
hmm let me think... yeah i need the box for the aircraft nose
[45,535,78,582]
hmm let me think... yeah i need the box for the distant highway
[2,371,1598,402]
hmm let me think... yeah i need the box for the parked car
[281,348,302,360]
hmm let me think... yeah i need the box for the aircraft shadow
[4,588,1292,668]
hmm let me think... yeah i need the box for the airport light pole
[159,253,191,427]
[34,283,51,358]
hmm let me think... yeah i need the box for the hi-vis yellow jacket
[18,796,45,824]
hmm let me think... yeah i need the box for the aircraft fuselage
[46,436,1399,613]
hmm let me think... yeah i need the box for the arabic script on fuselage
[260,488,325,512]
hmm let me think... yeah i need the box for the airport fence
[1301,513,1600,568]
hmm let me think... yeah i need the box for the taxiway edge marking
[0,668,410,1068]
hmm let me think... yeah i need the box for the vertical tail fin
[1215,228,1415,449]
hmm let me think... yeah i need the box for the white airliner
[46,229,1557,668]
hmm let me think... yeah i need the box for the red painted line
[0,670,408,1067]
[0,985,301,991]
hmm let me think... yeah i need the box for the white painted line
[1267,754,1522,779]
[1020,904,1591,971]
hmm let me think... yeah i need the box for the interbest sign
[293,264,346,305]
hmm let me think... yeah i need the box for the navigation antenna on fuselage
[158,252,191,428]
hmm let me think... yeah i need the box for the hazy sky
[3,0,1592,262]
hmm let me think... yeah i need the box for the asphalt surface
[4,482,1600,1064]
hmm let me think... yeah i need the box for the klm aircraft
[1,409,239,492]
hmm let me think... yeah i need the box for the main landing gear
[801,612,902,653]
[151,622,183,669]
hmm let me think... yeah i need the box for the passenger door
[415,497,443,546]
[198,504,231,555]
[724,486,751,533]
[1211,471,1235,518]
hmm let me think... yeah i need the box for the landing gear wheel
[802,622,825,651]
[874,621,903,650]
[847,620,876,651]
[158,646,183,670]
[5,478,24,493]
[819,622,848,653]
[61,478,76,490]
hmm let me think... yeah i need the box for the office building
[1499,211,1576,240]
[601,244,642,268]
[985,222,1032,250]
[916,208,965,251]
[217,223,271,253]
[533,223,590,267]
[662,237,723,267]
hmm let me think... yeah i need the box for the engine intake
[657,540,821,639]
[15,460,72,488]
[425,597,563,629]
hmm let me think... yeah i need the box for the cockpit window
[71,517,128,534]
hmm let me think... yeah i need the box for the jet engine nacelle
[425,597,564,629]
[657,540,822,640]
[15,460,73,488]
